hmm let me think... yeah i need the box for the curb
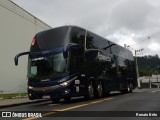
[0,99,50,109]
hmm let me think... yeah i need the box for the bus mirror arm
[14,52,29,66]
[103,44,116,50]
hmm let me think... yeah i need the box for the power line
[149,31,160,38]
[129,37,150,46]
[149,35,160,40]
[129,31,160,46]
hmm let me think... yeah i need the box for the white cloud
[148,42,160,51]
[109,0,153,31]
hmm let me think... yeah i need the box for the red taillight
[31,38,36,46]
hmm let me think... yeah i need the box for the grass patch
[0,93,27,99]
[140,83,157,88]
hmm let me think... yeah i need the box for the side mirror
[63,51,68,58]
[63,43,82,58]
[14,52,29,66]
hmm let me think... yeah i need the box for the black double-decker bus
[15,26,137,102]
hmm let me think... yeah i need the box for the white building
[0,0,51,93]
[140,75,160,83]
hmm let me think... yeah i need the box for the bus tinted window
[110,42,134,60]
[86,32,110,53]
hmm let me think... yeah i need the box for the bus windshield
[28,52,68,80]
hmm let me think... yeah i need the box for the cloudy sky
[12,0,160,56]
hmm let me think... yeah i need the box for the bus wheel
[129,83,133,93]
[85,81,94,100]
[127,84,131,93]
[127,83,133,93]
[51,98,60,103]
[96,81,103,98]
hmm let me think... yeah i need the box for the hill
[137,55,160,76]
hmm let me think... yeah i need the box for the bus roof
[30,25,133,60]
[30,25,85,52]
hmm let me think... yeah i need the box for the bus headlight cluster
[60,82,69,87]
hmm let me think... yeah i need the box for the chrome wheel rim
[88,82,94,99]
[97,82,103,97]
[127,84,130,92]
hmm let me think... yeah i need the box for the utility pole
[157,75,159,88]
[135,49,144,88]
[124,44,143,88]
[135,50,140,88]
[149,75,151,88]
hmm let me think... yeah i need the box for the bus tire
[28,96,34,100]
[121,83,133,94]
[96,80,103,98]
[129,83,133,93]
[127,83,133,93]
[85,81,94,100]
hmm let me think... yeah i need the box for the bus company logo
[2,112,11,117]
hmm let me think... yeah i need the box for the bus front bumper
[28,84,84,100]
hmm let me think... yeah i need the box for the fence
[140,75,160,88]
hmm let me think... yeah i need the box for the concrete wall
[0,0,51,93]
[140,75,160,83]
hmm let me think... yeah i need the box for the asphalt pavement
[0,88,160,120]
[0,97,49,108]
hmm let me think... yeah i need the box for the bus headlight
[28,86,33,89]
[60,82,69,87]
